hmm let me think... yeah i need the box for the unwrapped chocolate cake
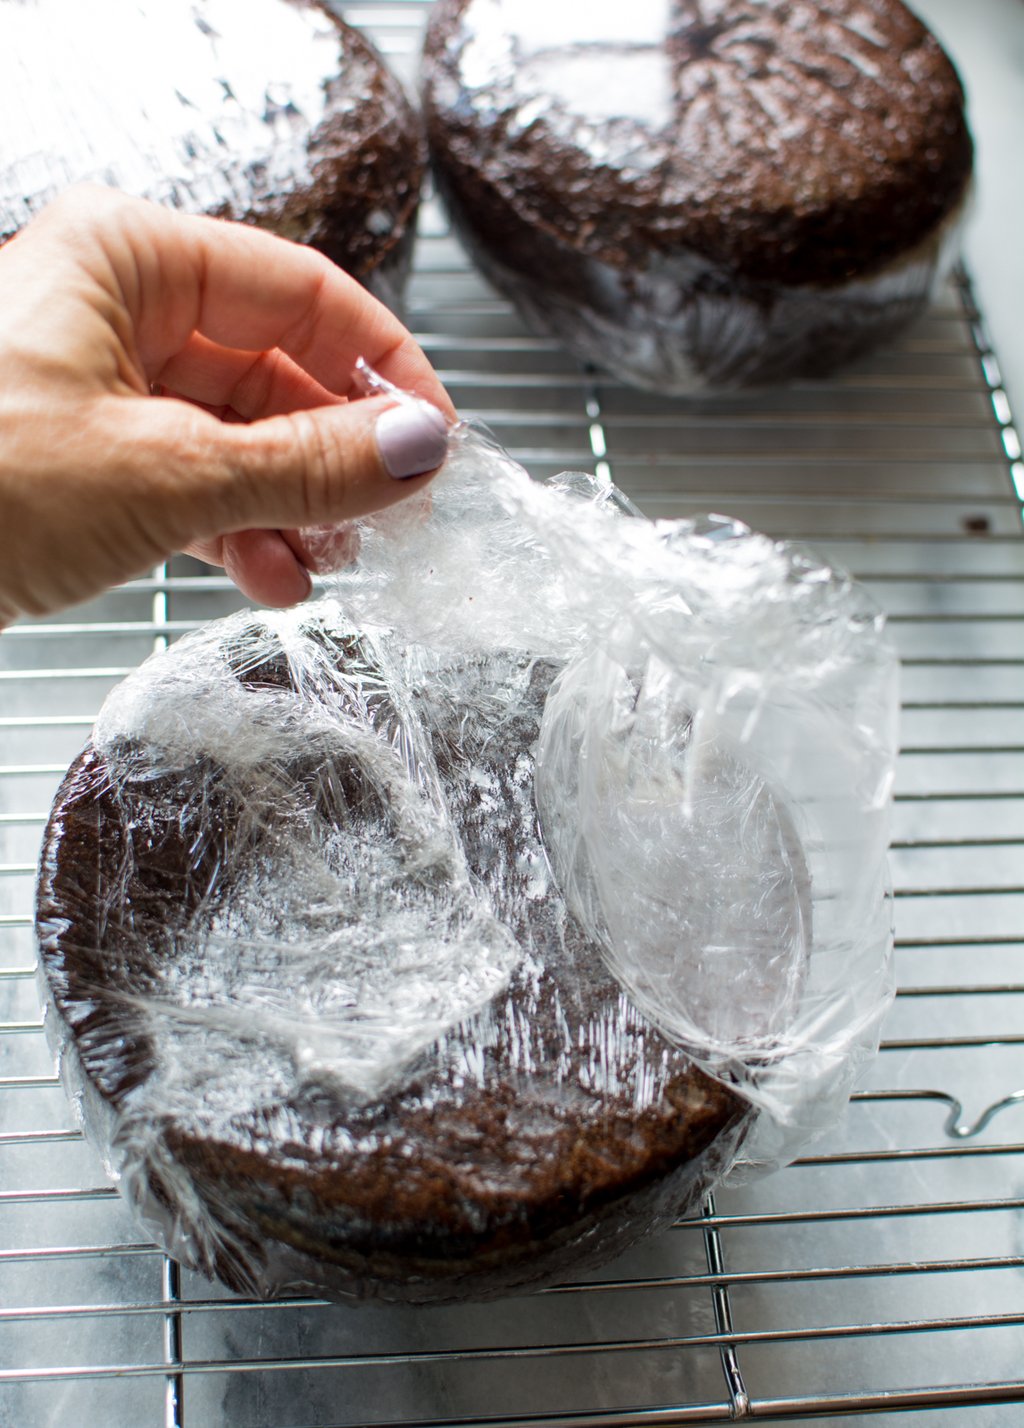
[422,0,973,388]
[1,0,424,307]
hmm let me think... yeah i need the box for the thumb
[185,392,451,540]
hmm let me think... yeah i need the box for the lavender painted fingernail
[376,401,449,479]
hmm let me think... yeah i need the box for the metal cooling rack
[3,3,1024,1424]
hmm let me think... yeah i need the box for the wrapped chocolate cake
[1,0,425,308]
[422,0,974,389]
[36,380,898,1303]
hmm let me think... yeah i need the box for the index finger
[68,187,454,416]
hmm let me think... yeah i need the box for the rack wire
[2,3,1024,1424]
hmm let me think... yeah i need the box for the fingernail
[376,400,449,479]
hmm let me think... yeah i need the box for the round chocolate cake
[34,602,795,1302]
[1,0,424,307]
[422,0,974,388]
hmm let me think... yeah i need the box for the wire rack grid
[3,3,1024,1425]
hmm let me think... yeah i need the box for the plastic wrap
[0,0,424,304]
[36,382,898,1302]
[422,0,973,390]
[432,190,968,393]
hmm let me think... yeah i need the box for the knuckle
[127,402,227,545]
[277,262,332,363]
[284,408,340,523]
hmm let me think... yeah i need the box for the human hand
[0,184,454,628]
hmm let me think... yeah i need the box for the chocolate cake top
[423,0,973,286]
[0,0,424,281]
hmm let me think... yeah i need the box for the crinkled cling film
[36,371,898,1302]
[421,0,973,392]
